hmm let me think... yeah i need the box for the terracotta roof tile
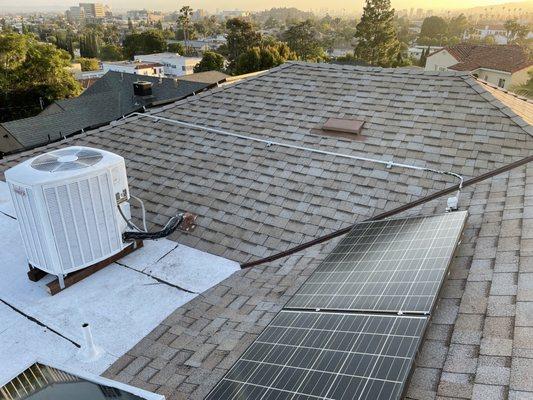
[443,44,532,73]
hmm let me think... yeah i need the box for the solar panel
[206,310,427,400]
[286,211,467,314]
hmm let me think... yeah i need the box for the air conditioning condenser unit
[5,146,131,288]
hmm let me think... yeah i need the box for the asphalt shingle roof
[0,61,532,399]
[0,71,216,152]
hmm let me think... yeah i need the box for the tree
[167,42,185,54]
[513,70,533,98]
[283,20,324,61]
[225,18,261,70]
[99,44,123,61]
[123,30,167,59]
[178,6,193,49]
[0,33,81,121]
[77,57,99,71]
[504,20,529,44]
[353,0,401,67]
[448,14,469,39]
[234,41,297,74]
[79,32,99,58]
[419,16,448,45]
[418,46,430,67]
[127,17,134,32]
[193,51,225,72]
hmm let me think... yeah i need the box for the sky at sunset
[0,0,526,13]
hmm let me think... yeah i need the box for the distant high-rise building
[66,6,85,21]
[79,3,105,19]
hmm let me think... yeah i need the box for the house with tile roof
[0,71,228,156]
[425,44,532,90]
[0,61,533,399]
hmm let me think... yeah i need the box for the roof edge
[463,75,533,137]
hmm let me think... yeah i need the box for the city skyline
[0,0,527,13]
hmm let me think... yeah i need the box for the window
[498,78,506,88]
[182,66,186,71]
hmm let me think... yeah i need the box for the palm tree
[512,72,533,99]
[178,6,193,53]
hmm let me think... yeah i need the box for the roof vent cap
[133,81,153,96]
[322,117,365,135]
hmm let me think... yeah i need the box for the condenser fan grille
[31,148,103,172]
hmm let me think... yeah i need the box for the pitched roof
[0,61,532,399]
[0,71,218,153]
[442,44,532,73]
[177,70,229,85]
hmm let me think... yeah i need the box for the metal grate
[31,148,103,172]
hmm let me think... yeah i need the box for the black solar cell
[287,211,467,314]
[206,311,427,400]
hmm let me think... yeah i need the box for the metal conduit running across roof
[127,112,464,193]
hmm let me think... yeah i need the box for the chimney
[133,81,153,96]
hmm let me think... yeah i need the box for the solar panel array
[287,212,467,314]
[206,311,427,400]
[207,212,467,400]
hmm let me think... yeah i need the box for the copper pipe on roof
[241,154,533,269]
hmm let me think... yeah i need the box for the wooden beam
[46,240,143,296]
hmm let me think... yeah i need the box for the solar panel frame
[286,211,467,314]
[206,310,428,400]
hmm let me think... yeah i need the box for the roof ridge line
[145,63,296,116]
[475,77,533,104]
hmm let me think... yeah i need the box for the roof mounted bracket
[386,161,393,169]
[446,196,459,212]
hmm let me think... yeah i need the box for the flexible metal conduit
[128,112,464,192]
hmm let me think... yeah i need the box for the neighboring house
[407,45,443,60]
[0,71,228,155]
[167,36,227,55]
[0,62,532,399]
[134,53,202,77]
[425,44,533,89]
[327,48,352,58]
[464,25,533,45]
[101,61,165,76]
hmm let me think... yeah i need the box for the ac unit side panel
[8,183,55,271]
[43,172,125,274]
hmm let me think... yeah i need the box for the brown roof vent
[322,118,365,135]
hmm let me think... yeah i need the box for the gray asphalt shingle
[0,61,532,399]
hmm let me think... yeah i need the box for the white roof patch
[0,181,239,383]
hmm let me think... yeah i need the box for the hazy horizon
[0,0,529,13]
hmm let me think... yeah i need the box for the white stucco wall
[425,50,458,72]
[474,68,513,89]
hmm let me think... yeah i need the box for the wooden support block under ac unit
[46,240,144,296]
